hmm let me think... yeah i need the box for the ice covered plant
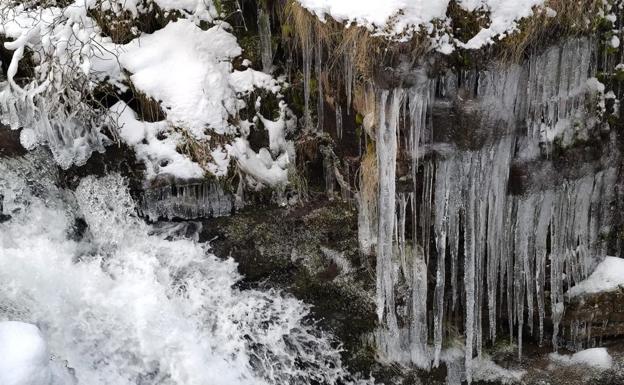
[0,0,122,168]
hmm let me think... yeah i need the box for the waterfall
[0,151,369,385]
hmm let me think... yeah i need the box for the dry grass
[357,141,378,213]
[496,0,606,62]
[280,1,430,102]
[175,129,233,174]
[128,87,166,122]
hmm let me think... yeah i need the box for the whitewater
[0,150,361,385]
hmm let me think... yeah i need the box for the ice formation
[365,36,616,379]
[0,151,368,385]
[141,179,234,220]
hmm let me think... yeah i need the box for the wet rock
[0,127,27,158]
[563,288,624,341]
[200,200,378,374]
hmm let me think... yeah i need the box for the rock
[0,127,27,158]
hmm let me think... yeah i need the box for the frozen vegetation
[298,0,549,51]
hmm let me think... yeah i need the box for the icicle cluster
[141,180,233,220]
[366,37,616,382]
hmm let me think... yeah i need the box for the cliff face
[228,3,624,383]
[3,1,624,384]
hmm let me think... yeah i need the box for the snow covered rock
[549,347,613,370]
[568,257,624,298]
[563,257,624,341]
[0,322,73,385]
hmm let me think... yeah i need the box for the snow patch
[550,348,613,370]
[120,20,242,137]
[0,321,74,385]
[568,257,624,297]
[110,101,205,180]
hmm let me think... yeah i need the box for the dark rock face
[0,127,26,158]
[563,288,624,341]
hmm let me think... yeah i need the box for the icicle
[320,145,335,197]
[142,180,233,220]
[315,34,324,132]
[464,167,477,383]
[302,32,312,130]
[258,7,273,73]
[375,89,402,324]
[344,45,354,115]
[335,104,343,140]
[433,162,449,367]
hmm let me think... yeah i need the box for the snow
[568,257,624,297]
[297,0,548,51]
[611,35,621,49]
[297,0,448,36]
[440,348,525,384]
[110,101,205,180]
[471,357,525,384]
[0,322,74,385]
[228,138,290,187]
[116,19,294,184]
[550,348,613,370]
[120,20,242,138]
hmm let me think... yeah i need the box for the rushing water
[0,151,361,385]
